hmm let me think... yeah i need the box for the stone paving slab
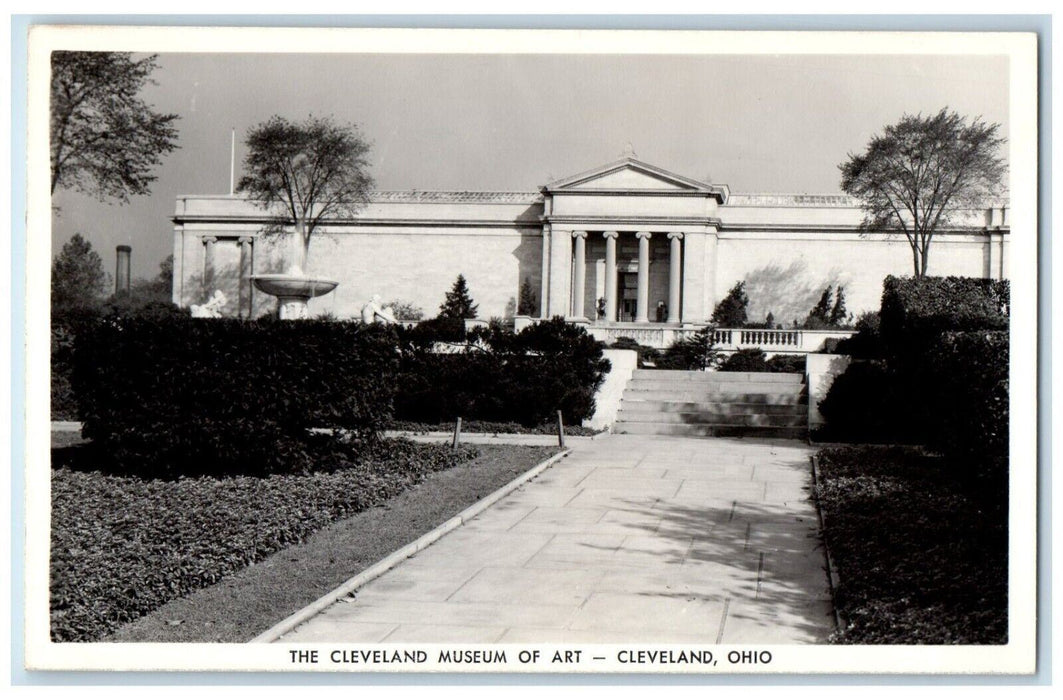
[278,434,834,644]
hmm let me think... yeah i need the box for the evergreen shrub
[395,317,610,427]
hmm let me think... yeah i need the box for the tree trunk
[911,246,923,278]
[288,219,308,277]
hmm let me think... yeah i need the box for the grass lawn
[814,445,1007,644]
[50,431,558,643]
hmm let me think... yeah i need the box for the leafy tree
[710,281,749,328]
[439,274,478,319]
[52,233,107,310]
[839,109,1006,278]
[50,52,179,201]
[517,277,538,316]
[829,286,849,327]
[109,254,173,304]
[237,115,373,275]
[384,300,424,321]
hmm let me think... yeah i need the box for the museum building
[172,156,1009,346]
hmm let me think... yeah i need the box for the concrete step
[626,379,808,393]
[622,389,808,404]
[612,421,808,439]
[631,370,805,384]
[618,400,807,416]
[615,410,807,427]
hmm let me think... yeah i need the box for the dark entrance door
[618,272,638,322]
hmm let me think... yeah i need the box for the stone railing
[588,323,855,353]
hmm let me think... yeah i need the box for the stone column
[238,236,254,318]
[547,227,573,317]
[572,231,587,318]
[667,232,683,323]
[539,226,551,318]
[202,235,218,298]
[682,231,707,323]
[635,231,652,323]
[603,231,618,322]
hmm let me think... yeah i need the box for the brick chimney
[115,245,131,296]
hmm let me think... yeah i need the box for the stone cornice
[544,215,723,227]
[719,223,1010,236]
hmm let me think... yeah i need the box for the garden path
[278,434,834,644]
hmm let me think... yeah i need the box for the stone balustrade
[588,323,854,353]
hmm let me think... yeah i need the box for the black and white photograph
[20,24,1039,675]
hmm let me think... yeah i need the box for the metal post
[452,417,462,449]
[556,410,565,449]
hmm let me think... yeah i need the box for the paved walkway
[279,434,834,644]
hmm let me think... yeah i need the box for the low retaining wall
[583,348,638,431]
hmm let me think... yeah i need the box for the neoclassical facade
[172,156,1009,337]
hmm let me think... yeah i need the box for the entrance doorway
[618,272,638,322]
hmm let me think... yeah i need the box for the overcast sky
[50,52,1009,280]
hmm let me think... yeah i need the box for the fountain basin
[251,274,339,320]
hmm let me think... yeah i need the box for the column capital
[572,230,588,239]
[667,232,684,240]
[635,231,652,240]
[238,236,254,244]
[602,231,619,240]
[201,235,218,245]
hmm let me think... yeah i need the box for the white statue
[190,290,228,318]
[360,295,397,325]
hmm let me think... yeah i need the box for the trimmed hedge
[927,331,1009,495]
[817,361,912,444]
[832,311,883,359]
[820,276,1010,461]
[50,438,479,642]
[395,317,610,427]
[71,317,398,477]
[880,275,1009,354]
[52,302,191,421]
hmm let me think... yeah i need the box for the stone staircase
[613,369,808,439]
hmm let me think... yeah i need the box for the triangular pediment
[544,157,724,200]
[567,166,692,190]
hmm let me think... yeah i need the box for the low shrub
[765,354,805,373]
[815,446,1006,644]
[71,317,398,477]
[656,327,719,370]
[719,348,767,372]
[50,437,479,642]
[402,315,467,345]
[395,317,610,427]
[609,336,659,368]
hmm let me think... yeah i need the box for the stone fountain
[250,227,338,320]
